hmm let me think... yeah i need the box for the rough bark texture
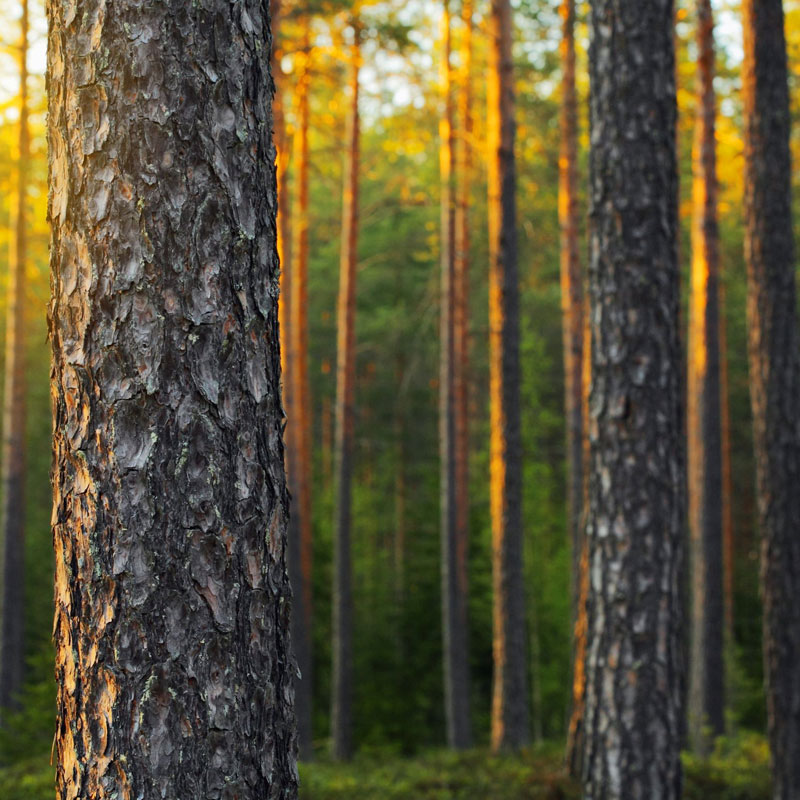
[331,32,360,763]
[48,1,298,797]
[0,0,29,715]
[582,1,685,797]
[487,0,529,753]
[687,0,724,753]
[741,2,800,796]
[439,0,472,752]
[289,22,314,761]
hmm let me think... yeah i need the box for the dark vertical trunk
[440,0,472,752]
[487,0,529,753]
[0,0,29,715]
[331,29,360,763]
[289,22,314,760]
[48,1,298,796]
[719,280,734,644]
[688,0,724,753]
[582,1,685,797]
[742,2,800,796]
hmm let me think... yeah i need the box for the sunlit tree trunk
[440,0,472,751]
[331,28,360,763]
[688,0,724,754]
[558,0,583,633]
[742,2,800,795]
[582,1,685,796]
[0,0,29,715]
[48,1,298,796]
[289,20,314,760]
[559,0,586,770]
[453,0,473,748]
[487,0,529,753]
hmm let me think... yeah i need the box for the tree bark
[741,2,800,796]
[0,0,29,715]
[688,0,724,754]
[582,1,685,797]
[331,29,360,763]
[289,20,314,761]
[48,1,298,796]
[439,0,472,752]
[487,0,529,753]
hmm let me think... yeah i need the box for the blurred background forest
[1,0,799,796]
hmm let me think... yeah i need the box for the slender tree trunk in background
[558,0,583,635]
[688,0,724,753]
[487,0,529,753]
[719,281,734,644]
[0,0,29,715]
[290,22,314,760]
[742,2,800,795]
[440,0,472,752]
[453,0,473,747]
[48,1,297,796]
[558,0,586,768]
[582,1,685,796]
[331,29,360,763]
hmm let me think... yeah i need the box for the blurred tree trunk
[559,0,586,771]
[440,0,472,752]
[719,281,734,644]
[582,1,685,796]
[290,20,314,761]
[688,0,724,754]
[558,0,583,633]
[487,0,529,753]
[742,2,800,796]
[48,1,297,796]
[331,27,360,763]
[0,0,29,715]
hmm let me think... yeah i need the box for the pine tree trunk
[582,1,685,796]
[440,0,472,751]
[558,0,583,634]
[289,22,314,760]
[719,279,734,644]
[559,0,586,769]
[48,2,298,796]
[741,2,800,795]
[331,31,360,763]
[487,0,529,753]
[688,0,724,753]
[453,0,473,749]
[0,0,29,715]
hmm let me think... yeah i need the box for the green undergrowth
[0,733,772,799]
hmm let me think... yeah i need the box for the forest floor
[0,734,771,799]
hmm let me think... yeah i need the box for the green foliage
[683,733,772,800]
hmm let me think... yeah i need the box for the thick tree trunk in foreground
[688,0,724,753]
[742,2,800,796]
[289,22,314,760]
[440,0,472,752]
[0,0,29,715]
[331,31,360,763]
[487,0,529,753]
[582,1,685,797]
[48,2,297,797]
